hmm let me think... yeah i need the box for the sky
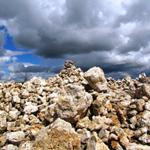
[0,0,150,81]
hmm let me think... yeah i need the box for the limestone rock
[84,67,107,92]
[77,128,91,143]
[0,111,7,132]
[77,116,112,131]
[145,101,150,111]
[13,95,21,103]
[127,143,150,150]
[142,84,150,98]
[24,102,38,114]
[47,84,93,123]
[6,131,25,143]
[9,108,20,120]
[0,135,6,147]
[1,144,18,150]
[32,118,81,150]
[139,134,150,144]
[86,132,109,150]
[19,141,33,150]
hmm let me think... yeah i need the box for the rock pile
[1,60,150,149]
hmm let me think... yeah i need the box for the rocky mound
[1,60,150,150]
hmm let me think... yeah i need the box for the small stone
[136,99,145,112]
[119,135,130,147]
[139,134,150,144]
[0,111,7,132]
[141,110,150,126]
[1,144,18,150]
[127,143,150,150]
[77,116,112,131]
[9,108,20,120]
[0,135,6,147]
[86,133,109,150]
[6,131,25,143]
[24,102,38,114]
[109,133,118,140]
[19,141,33,150]
[21,89,29,98]
[13,95,21,103]
[7,121,16,131]
[145,101,150,111]
[142,84,150,98]
[111,141,123,150]
[98,129,109,142]
[128,110,138,117]
[77,128,91,143]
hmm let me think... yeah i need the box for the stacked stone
[1,60,150,150]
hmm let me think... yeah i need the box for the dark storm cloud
[115,0,150,54]
[118,25,150,53]
[0,0,150,77]
[0,0,122,58]
[0,30,5,55]
[117,0,150,24]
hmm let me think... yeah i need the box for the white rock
[145,101,150,111]
[142,84,150,98]
[21,89,29,98]
[139,134,150,144]
[84,67,107,92]
[24,102,38,114]
[9,108,20,120]
[141,110,150,126]
[19,141,33,150]
[13,95,21,103]
[0,111,7,131]
[48,84,93,123]
[2,144,18,150]
[6,131,25,143]
[127,143,150,150]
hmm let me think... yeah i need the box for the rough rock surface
[84,66,107,92]
[32,118,80,150]
[1,60,150,149]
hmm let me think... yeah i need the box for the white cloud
[0,0,150,78]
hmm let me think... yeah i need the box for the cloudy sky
[0,0,150,81]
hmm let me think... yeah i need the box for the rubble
[1,61,150,149]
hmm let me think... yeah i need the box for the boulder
[84,67,107,92]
